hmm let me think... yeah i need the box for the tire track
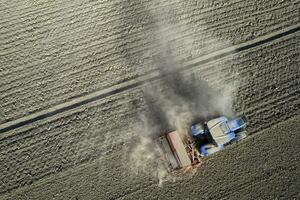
[0,99,138,152]
[3,19,295,107]
[1,7,295,112]
[0,11,296,103]
[1,63,298,151]
[1,48,299,195]
[0,24,299,134]
[1,26,299,186]
[0,35,297,138]
[200,40,298,84]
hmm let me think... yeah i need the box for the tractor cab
[191,116,247,156]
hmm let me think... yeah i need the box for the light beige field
[0,0,299,199]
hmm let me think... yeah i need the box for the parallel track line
[0,24,299,134]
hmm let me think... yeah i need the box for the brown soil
[0,0,299,199]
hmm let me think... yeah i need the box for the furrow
[0,0,294,78]
[0,10,296,109]
[0,23,297,129]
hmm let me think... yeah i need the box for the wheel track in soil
[0,0,298,123]
[2,37,297,125]
[0,29,296,125]
[0,25,299,195]
[0,30,298,153]
[195,37,298,88]
[0,82,298,155]
[0,32,298,159]
[0,84,298,195]
[0,24,299,134]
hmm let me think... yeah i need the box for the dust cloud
[128,1,238,185]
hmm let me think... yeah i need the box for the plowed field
[0,0,299,199]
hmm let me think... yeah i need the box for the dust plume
[128,0,239,185]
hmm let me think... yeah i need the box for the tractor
[157,116,247,172]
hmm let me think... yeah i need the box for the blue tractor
[191,116,247,156]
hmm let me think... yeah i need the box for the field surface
[3,116,299,200]
[0,0,299,199]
